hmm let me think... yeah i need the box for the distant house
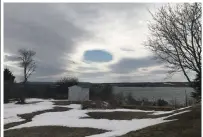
[68,85,89,101]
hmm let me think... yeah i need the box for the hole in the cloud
[83,50,113,62]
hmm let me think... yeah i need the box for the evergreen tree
[4,68,15,103]
[191,73,201,101]
[4,68,15,82]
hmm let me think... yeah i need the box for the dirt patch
[119,105,201,137]
[4,126,107,137]
[86,112,153,120]
[4,107,70,129]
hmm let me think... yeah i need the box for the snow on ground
[150,110,174,115]
[67,104,82,109]
[4,99,54,124]
[86,109,153,113]
[150,106,192,115]
[25,98,49,103]
[5,98,191,137]
[178,106,192,110]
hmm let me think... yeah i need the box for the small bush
[89,84,113,101]
[157,99,168,106]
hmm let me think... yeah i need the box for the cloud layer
[4,3,194,82]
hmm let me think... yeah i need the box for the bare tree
[57,77,78,87]
[18,49,36,83]
[145,3,201,85]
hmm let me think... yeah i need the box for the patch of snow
[150,110,174,115]
[86,109,153,113]
[102,102,109,107]
[4,100,54,124]
[150,106,192,115]
[67,104,81,109]
[26,98,47,103]
[177,106,191,110]
[162,110,191,119]
[4,116,25,124]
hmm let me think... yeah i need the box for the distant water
[113,87,195,104]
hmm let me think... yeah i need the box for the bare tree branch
[145,3,201,85]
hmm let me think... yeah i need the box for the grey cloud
[33,63,66,77]
[110,56,161,74]
[4,3,182,83]
[77,66,99,71]
[4,3,87,81]
[4,55,19,62]
[79,71,109,79]
[150,69,169,74]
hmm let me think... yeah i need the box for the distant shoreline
[14,82,191,87]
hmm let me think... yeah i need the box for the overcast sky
[4,3,195,83]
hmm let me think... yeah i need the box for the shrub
[100,84,113,101]
[191,73,201,101]
[89,84,113,101]
[157,99,168,106]
[4,68,15,103]
[114,92,126,105]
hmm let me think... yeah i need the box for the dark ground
[119,104,201,137]
[4,126,107,137]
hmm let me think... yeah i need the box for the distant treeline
[107,82,191,87]
[25,82,191,87]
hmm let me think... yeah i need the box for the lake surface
[113,87,195,104]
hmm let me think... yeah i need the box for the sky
[3,3,195,83]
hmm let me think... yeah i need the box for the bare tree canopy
[56,77,79,87]
[145,3,201,84]
[18,49,36,83]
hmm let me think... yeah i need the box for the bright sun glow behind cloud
[60,5,155,75]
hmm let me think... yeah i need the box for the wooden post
[185,90,188,107]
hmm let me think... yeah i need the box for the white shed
[68,85,89,101]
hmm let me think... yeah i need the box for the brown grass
[118,104,201,137]
[4,107,70,129]
[4,126,107,137]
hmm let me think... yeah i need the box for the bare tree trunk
[24,66,27,83]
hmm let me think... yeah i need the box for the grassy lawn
[4,126,107,137]
[5,107,70,129]
[118,104,201,137]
